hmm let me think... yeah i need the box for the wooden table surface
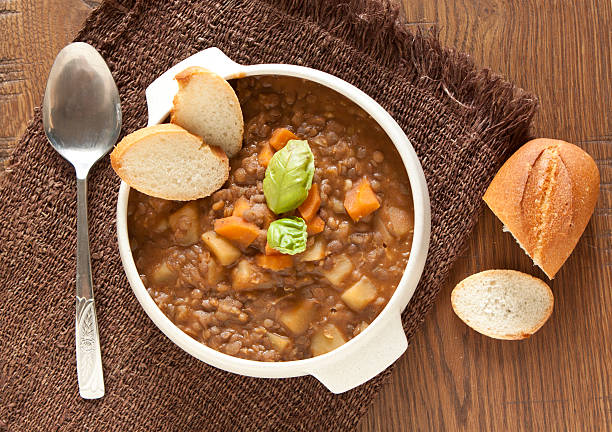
[2,1,610,430]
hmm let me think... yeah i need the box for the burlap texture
[0,1,537,430]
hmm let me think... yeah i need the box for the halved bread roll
[171,66,243,158]
[483,138,599,279]
[451,270,553,340]
[110,124,229,201]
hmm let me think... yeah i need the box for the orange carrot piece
[232,197,250,218]
[269,128,298,151]
[255,254,293,270]
[214,216,260,248]
[258,141,275,167]
[298,184,321,222]
[306,215,325,235]
[344,178,381,222]
[265,243,282,255]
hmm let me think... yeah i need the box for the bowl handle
[309,313,407,394]
[145,47,244,126]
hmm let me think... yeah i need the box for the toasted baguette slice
[483,138,599,279]
[170,66,243,158]
[451,270,553,340]
[110,124,229,201]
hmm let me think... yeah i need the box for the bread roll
[483,138,599,278]
[451,270,553,340]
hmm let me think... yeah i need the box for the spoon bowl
[43,42,121,177]
[43,42,121,399]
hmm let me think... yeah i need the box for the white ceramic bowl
[116,47,431,393]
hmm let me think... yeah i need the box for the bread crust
[451,270,554,340]
[483,138,599,279]
[110,124,190,168]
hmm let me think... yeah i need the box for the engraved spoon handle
[75,176,105,399]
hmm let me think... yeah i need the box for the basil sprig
[263,139,314,214]
[267,217,308,255]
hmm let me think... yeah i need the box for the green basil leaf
[267,217,308,255]
[263,139,314,214]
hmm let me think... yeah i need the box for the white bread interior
[110,124,229,201]
[170,66,244,158]
[483,138,599,279]
[451,270,553,340]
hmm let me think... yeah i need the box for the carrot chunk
[269,128,298,151]
[214,216,260,248]
[298,183,321,222]
[258,141,275,167]
[255,254,293,270]
[232,197,250,218]
[265,243,282,255]
[344,178,381,222]
[306,215,325,235]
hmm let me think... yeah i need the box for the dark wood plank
[1,1,610,431]
[0,0,95,163]
[361,1,611,430]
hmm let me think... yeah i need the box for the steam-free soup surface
[128,76,413,361]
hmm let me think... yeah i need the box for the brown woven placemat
[0,1,537,430]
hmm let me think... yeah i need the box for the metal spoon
[43,42,121,399]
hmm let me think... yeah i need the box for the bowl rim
[116,61,431,379]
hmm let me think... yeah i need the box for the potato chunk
[341,276,377,311]
[374,214,394,244]
[168,202,200,246]
[279,300,317,335]
[231,259,272,291]
[382,206,413,237]
[201,231,242,266]
[300,238,326,262]
[153,217,169,233]
[206,257,224,285]
[322,254,353,286]
[311,324,347,356]
[266,332,291,352]
[151,261,176,285]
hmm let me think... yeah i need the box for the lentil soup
[128,76,414,361]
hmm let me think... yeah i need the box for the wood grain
[1,1,610,431]
[361,1,612,430]
[0,0,95,162]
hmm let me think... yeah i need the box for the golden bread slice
[171,66,243,158]
[110,124,229,201]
